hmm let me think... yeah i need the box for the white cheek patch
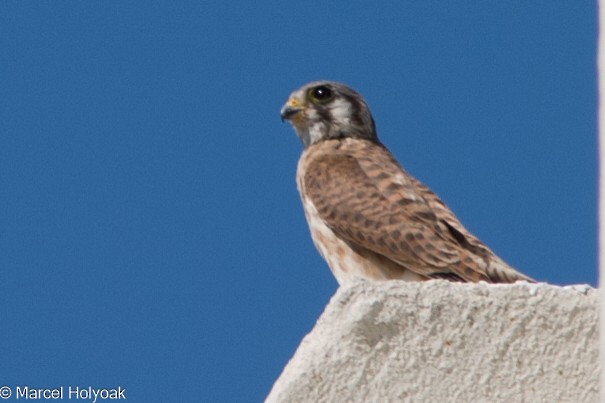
[304,108,328,144]
[309,121,327,144]
[329,98,353,125]
[306,108,319,121]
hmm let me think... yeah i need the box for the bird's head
[280,81,378,148]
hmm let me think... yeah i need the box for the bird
[280,80,534,285]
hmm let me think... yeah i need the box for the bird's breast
[296,153,425,284]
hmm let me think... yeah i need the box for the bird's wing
[409,176,535,283]
[302,144,492,282]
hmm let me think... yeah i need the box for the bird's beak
[280,98,303,122]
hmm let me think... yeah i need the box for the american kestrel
[280,81,534,284]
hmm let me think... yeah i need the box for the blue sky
[0,2,596,402]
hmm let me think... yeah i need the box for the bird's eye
[308,85,334,104]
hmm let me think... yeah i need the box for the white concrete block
[266,280,598,403]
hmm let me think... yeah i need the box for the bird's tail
[486,256,535,283]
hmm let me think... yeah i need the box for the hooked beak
[280,98,303,122]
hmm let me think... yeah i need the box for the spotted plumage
[281,81,534,284]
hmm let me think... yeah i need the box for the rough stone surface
[266,280,598,403]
